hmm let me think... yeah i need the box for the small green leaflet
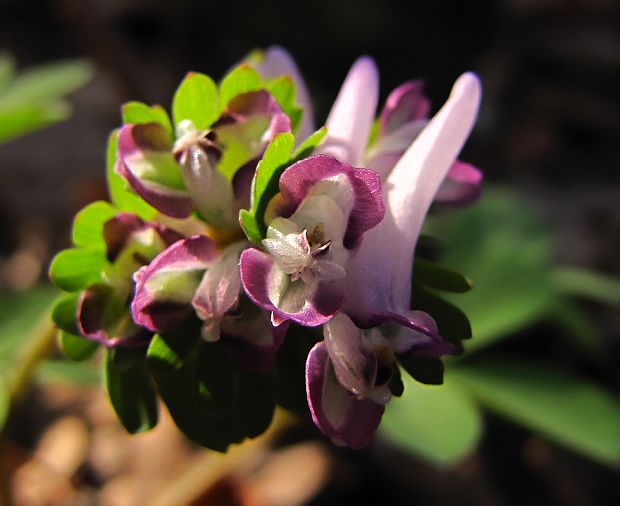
[172,72,218,130]
[121,101,173,137]
[219,65,261,111]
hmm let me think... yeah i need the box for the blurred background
[0,0,618,505]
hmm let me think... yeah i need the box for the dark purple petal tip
[306,342,384,449]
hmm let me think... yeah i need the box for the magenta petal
[277,155,384,249]
[435,160,483,207]
[239,247,343,326]
[117,124,193,218]
[77,285,149,348]
[225,89,291,140]
[306,342,384,449]
[379,80,431,135]
[131,235,216,332]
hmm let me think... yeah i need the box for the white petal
[345,73,482,316]
[319,57,379,165]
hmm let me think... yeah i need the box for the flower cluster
[50,47,482,450]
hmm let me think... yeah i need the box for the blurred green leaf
[37,359,99,385]
[0,52,15,93]
[49,248,106,292]
[381,375,482,466]
[240,132,295,243]
[121,101,173,136]
[428,188,554,352]
[173,72,218,130]
[451,358,620,466]
[104,347,158,434]
[0,59,93,106]
[105,131,158,220]
[0,375,9,431]
[0,285,58,361]
[58,331,99,361]
[552,267,620,305]
[219,65,261,111]
[0,101,70,143]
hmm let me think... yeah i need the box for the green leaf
[72,201,118,250]
[551,267,620,305]
[58,331,99,361]
[49,248,106,292]
[105,130,158,219]
[0,51,15,93]
[265,76,302,132]
[427,188,554,352]
[0,101,70,143]
[37,359,99,385]
[121,101,173,136]
[237,370,275,438]
[292,127,327,160]
[380,375,482,466]
[398,356,444,385]
[0,285,59,361]
[219,65,261,111]
[104,347,158,434]
[0,375,9,431]
[413,258,473,293]
[412,284,471,345]
[451,359,620,466]
[51,292,80,334]
[172,72,218,130]
[240,132,295,243]
[0,59,93,107]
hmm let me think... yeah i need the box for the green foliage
[398,356,445,385]
[173,72,219,130]
[57,331,99,361]
[427,188,555,352]
[219,65,261,111]
[72,201,118,250]
[121,101,173,136]
[451,359,620,466]
[105,347,158,434]
[0,285,59,430]
[239,132,295,243]
[0,55,93,143]
[148,327,275,451]
[105,131,158,219]
[48,248,106,292]
[265,76,302,132]
[413,258,473,293]
[381,374,482,466]
[292,127,327,160]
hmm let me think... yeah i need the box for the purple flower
[77,213,183,347]
[306,68,482,447]
[131,236,285,372]
[117,90,290,228]
[320,58,483,207]
[239,154,384,327]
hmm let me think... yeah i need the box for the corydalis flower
[77,213,183,347]
[131,236,285,372]
[239,154,384,327]
[321,58,482,207]
[307,67,482,447]
[116,89,290,227]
